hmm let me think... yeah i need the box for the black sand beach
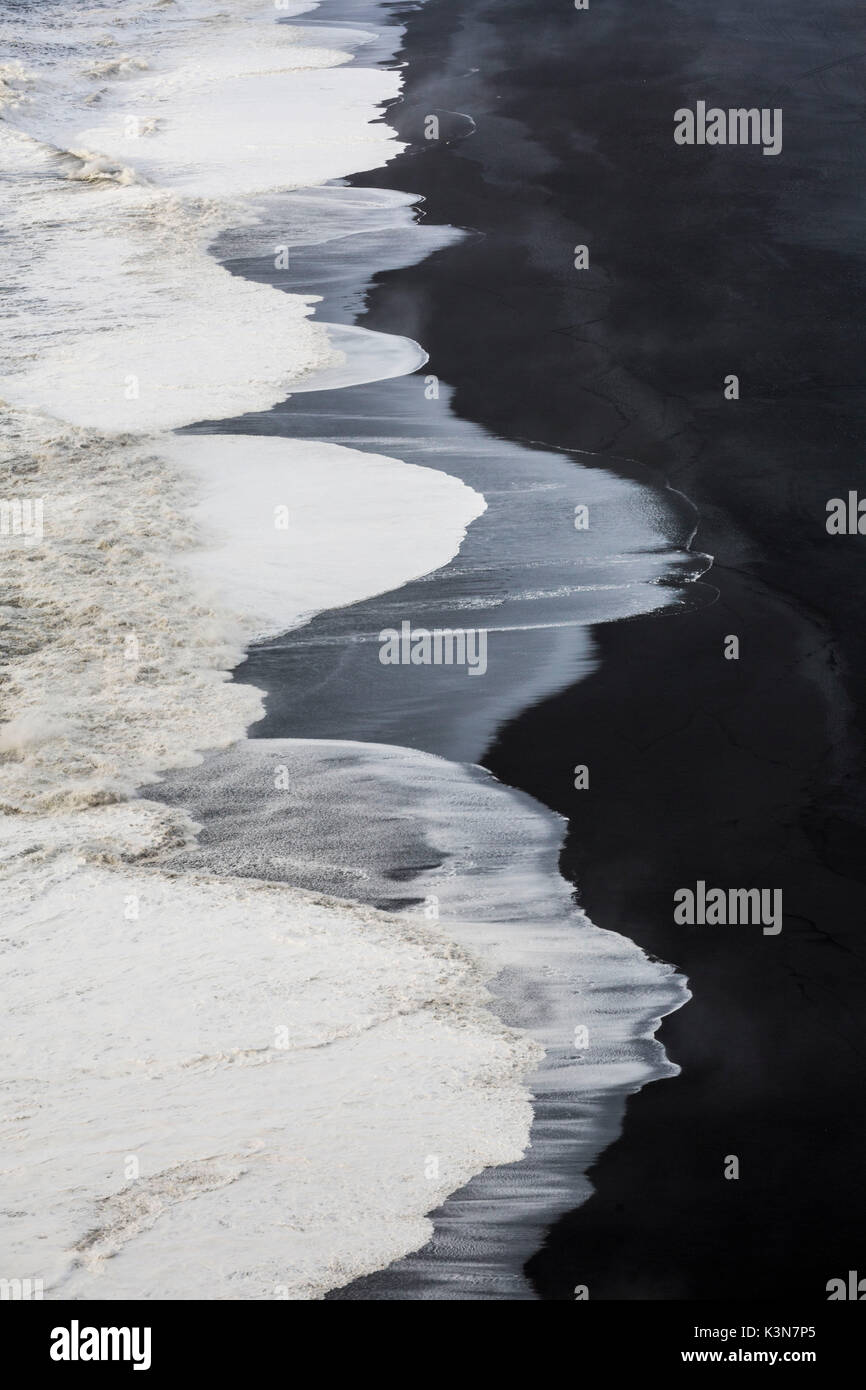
[192,0,866,1299]
[320,0,866,1298]
[8,0,866,1336]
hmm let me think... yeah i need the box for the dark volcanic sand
[328,0,866,1298]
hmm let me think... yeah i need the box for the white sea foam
[1,852,540,1300]
[0,0,406,432]
[0,131,336,430]
[0,414,483,817]
[164,433,485,640]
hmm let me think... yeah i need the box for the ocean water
[2,0,692,1298]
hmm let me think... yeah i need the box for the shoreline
[331,0,866,1298]
[163,1,713,1297]
[3,0,575,1301]
[169,137,697,1299]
